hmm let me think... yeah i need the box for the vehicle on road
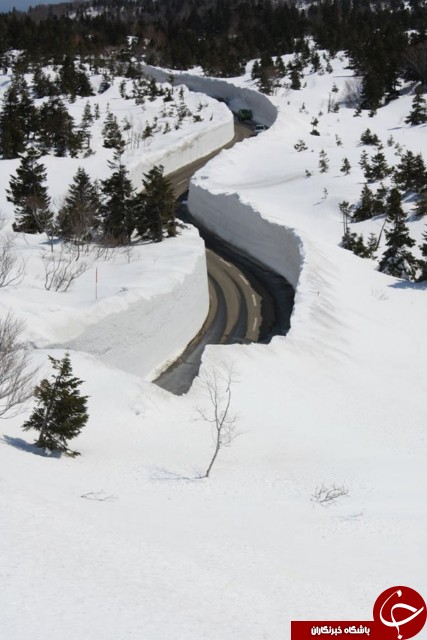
[237,108,253,121]
[253,124,267,135]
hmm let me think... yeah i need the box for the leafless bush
[342,79,363,108]
[0,313,36,418]
[42,247,88,292]
[0,233,25,287]
[197,363,239,478]
[312,483,349,506]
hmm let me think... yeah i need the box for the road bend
[154,121,294,395]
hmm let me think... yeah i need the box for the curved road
[155,122,294,395]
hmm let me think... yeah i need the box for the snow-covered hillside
[1,53,426,639]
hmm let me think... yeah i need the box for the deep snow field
[1,53,426,639]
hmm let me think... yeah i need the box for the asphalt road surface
[155,122,294,395]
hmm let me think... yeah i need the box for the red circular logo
[373,587,427,640]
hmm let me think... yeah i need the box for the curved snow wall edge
[128,113,234,188]
[143,65,278,127]
[188,185,302,291]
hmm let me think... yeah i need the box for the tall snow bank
[65,236,209,380]
[143,64,278,127]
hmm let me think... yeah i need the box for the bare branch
[311,483,349,506]
[0,233,25,288]
[196,363,239,478]
[42,246,88,292]
[0,313,37,418]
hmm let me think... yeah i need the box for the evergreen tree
[0,74,37,159]
[366,150,389,182]
[318,149,329,173]
[7,147,52,234]
[290,67,301,90]
[58,55,93,100]
[405,86,427,126]
[360,128,380,146]
[372,183,388,217]
[340,157,351,175]
[418,227,427,281]
[101,162,134,243]
[353,184,375,221]
[394,151,427,193]
[39,97,80,157]
[22,353,88,457]
[57,168,101,249]
[32,64,56,99]
[102,112,125,153]
[413,190,427,217]
[79,101,94,151]
[133,165,176,242]
[378,188,417,280]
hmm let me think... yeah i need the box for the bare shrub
[42,247,88,292]
[342,79,363,108]
[0,233,25,287]
[312,483,349,505]
[197,363,238,478]
[0,313,36,418]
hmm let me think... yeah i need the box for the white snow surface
[2,54,427,639]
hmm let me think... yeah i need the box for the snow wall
[143,65,278,127]
[67,242,209,381]
[188,188,301,289]
[127,102,234,187]
[65,85,236,380]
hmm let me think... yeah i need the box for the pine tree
[57,168,101,250]
[38,97,79,157]
[318,149,329,173]
[405,86,427,126]
[418,227,427,281]
[378,188,417,280]
[102,112,125,153]
[0,75,37,159]
[366,150,389,182]
[340,158,351,175]
[7,147,52,234]
[413,190,427,217]
[290,67,301,90]
[353,184,374,221]
[394,151,427,193]
[22,353,88,457]
[101,162,134,243]
[79,101,93,150]
[133,165,176,242]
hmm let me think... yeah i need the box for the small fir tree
[360,128,380,146]
[7,147,52,234]
[102,112,125,154]
[22,353,88,457]
[57,167,101,250]
[353,184,374,221]
[101,162,134,243]
[413,190,427,217]
[405,86,427,126]
[394,151,427,193]
[378,188,417,280]
[133,165,176,242]
[340,158,351,175]
[418,227,427,281]
[318,149,329,173]
[366,150,389,182]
